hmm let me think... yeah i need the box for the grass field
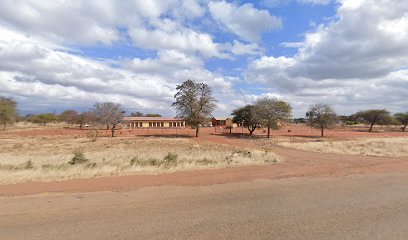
[0,136,279,183]
[274,137,408,157]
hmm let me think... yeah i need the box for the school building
[123,117,186,128]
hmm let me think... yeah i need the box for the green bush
[69,150,89,165]
[163,152,178,168]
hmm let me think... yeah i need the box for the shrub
[163,152,178,168]
[86,128,100,142]
[24,160,34,169]
[69,150,89,165]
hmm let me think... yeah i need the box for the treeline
[232,102,408,137]
[1,91,407,138]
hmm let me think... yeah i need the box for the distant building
[211,117,233,127]
[123,117,185,128]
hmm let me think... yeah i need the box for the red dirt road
[1,132,407,196]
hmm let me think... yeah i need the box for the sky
[0,0,407,117]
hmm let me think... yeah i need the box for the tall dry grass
[277,137,408,157]
[0,136,279,183]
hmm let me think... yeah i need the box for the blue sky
[0,0,407,117]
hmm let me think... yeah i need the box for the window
[181,122,184,127]
[153,122,156,127]
[149,122,152,127]
[177,122,180,127]
[139,122,143,128]
[161,122,164,127]
[169,122,172,127]
[174,122,177,127]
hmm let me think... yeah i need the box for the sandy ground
[1,173,408,240]
[1,127,407,239]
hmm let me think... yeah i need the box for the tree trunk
[195,127,199,137]
[248,126,255,135]
[369,123,374,132]
[321,126,324,137]
[229,127,232,134]
[111,124,116,137]
[267,126,270,138]
[402,124,407,132]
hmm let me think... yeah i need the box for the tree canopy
[353,109,392,132]
[172,79,216,137]
[231,105,259,135]
[306,103,338,137]
[59,110,79,125]
[253,97,292,138]
[92,102,125,137]
[0,97,17,129]
[394,112,408,132]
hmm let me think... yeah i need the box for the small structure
[123,117,185,128]
[211,117,233,127]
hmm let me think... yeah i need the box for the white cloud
[262,0,332,7]
[208,1,282,42]
[246,0,408,115]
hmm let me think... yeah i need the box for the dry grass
[275,137,408,157]
[0,136,279,184]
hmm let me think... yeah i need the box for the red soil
[1,124,406,139]
[0,125,407,196]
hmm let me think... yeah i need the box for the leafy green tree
[28,113,57,125]
[172,79,216,137]
[253,97,292,138]
[231,105,259,135]
[353,109,392,132]
[92,102,125,137]
[0,97,17,130]
[306,103,338,137]
[394,112,408,132]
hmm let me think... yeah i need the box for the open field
[0,136,278,184]
[0,123,407,184]
[259,137,408,157]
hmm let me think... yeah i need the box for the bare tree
[306,103,338,137]
[92,102,125,137]
[353,109,392,132]
[59,110,79,126]
[172,79,216,137]
[394,112,408,132]
[253,97,292,138]
[0,97,17,130]
[78,111,97,129]
[231,105,259,135]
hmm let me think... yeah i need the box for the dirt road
[2,173,408,240]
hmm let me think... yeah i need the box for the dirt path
[1,134,407,196]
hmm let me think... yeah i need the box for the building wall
[125,120,186,128]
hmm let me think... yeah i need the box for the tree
[231,105,259,135]
[145,113,162,117]
[0,97,17,130]
[130,112,144,117]
[253,97,292,138]
[306,103,338,137]
[27,113,57,125]
[77,111,97,129]
[394,112,408,132]
[172,79,216,137]
[59,110,79,125]
[353,109,392,132]
[92,102,125,137]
